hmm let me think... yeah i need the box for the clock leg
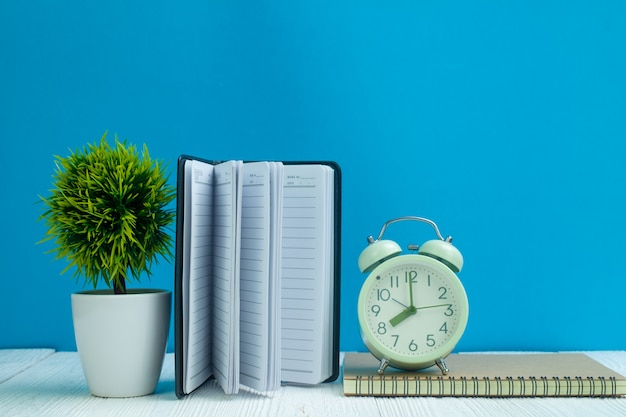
[377,357,390,375]
[435,357,449,375]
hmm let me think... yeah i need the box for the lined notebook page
[239,162,272,391]
[182,160,214,394]
[211,161,243,394]
[267,162,284,389]
[280,165,334,384]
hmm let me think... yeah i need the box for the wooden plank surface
[1,351,626,417]
[0,349,55,384]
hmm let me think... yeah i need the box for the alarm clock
[357,216,468,375]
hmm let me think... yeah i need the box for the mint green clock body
[357,217,469,374]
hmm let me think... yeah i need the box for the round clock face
[358,254,469,370]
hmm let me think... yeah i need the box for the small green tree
[39,131,175,294]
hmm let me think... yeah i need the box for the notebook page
[239,162,271,391]
[321,166,335,375]
[211,160,242,394]
[280,164,334,384]
[182,160,214,394]
[267,162,284,390]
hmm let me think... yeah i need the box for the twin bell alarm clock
[357,216,468,375]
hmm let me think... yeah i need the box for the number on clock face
[364,264,462,357]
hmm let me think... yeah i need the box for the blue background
[2,1,625,354]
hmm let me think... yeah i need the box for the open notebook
[174,156,341,398]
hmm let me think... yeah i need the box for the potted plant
[38,131,176,397]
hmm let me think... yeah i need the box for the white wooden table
[1,350,626,416]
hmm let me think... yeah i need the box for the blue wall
[2,1,625,353]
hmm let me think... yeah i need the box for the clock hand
[389,272,423,327]
[389,303,450,327]
[390,274,418,327]
[392,298,409,309]
[408,273,416,309]
[414,303,451,311]
[389,305,417,327]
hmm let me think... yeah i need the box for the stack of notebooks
[174,156,341,398]
[343,352,626,397]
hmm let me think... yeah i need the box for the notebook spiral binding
[354,375,619,397]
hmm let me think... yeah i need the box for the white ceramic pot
[71,289,171,397]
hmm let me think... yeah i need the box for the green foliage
[38,131,176,293]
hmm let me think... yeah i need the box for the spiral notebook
[343,352,626,397]
[174,156,341,398]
